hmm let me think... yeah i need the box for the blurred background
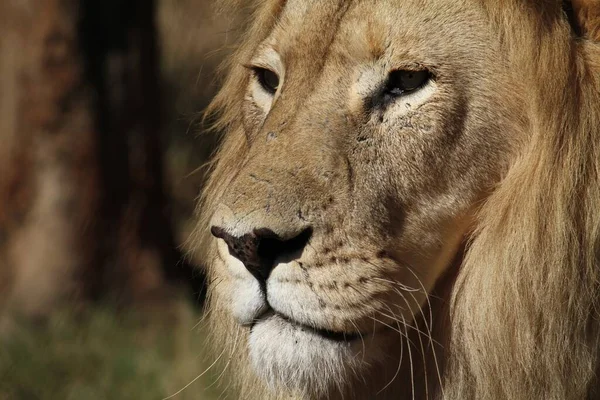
[0,1,241,398]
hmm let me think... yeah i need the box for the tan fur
[573,0,600,40]
[193,1,600,399]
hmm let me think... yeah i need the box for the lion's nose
[210,226,312,285]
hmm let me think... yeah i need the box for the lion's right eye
[385,69,430,97]
[253,67,280,95]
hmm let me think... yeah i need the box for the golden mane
[446,1,600,399]
[194,0,600,398]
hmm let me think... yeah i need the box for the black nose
[210,226,312,285]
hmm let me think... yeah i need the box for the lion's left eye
[385,69,430,96]
[254,67,280,95]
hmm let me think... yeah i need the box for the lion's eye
[254,67,280,95]
[385,70,430,96]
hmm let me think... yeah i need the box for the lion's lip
[251,310,362,342]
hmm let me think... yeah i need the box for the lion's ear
[567,0,600,41]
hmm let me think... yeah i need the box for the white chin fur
[248,314,383,397]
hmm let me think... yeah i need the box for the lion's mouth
[252,311,362,342]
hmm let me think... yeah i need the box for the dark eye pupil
[257,68,279,94]
[386,70,429,96]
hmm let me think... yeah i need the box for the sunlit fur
[191,0,600,399]
[447,2,600,399]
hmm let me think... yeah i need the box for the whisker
[400,261,446,398]
[401,309,416,400]
[376,308,443,347]
[192,279,224,330]
[368,315,411,342]
[376,312,405,394]
[393,295,429,399]
[371,276,422,293]
[216,377,233,400]
[406,289,444,399]
[350,319,367,363]
[401,265,435,331]
[161,345,228,400]
[205,327,242,390]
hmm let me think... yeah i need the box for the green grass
[0,302,224,400]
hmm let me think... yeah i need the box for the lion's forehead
[268,0,348,56]
[266,0,489,65]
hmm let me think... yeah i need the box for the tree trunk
[0,0,203,322]
[0,0,100,320]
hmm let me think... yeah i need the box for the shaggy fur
[192,0,600,399]
[447,2,600,399]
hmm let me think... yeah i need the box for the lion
[191,0,600,399]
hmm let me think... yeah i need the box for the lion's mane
[446,2,600,399]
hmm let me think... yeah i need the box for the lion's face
[208,0,521,397]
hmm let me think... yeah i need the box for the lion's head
[192,1,600,399]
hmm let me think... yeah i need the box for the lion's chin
[248,313,386,397]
